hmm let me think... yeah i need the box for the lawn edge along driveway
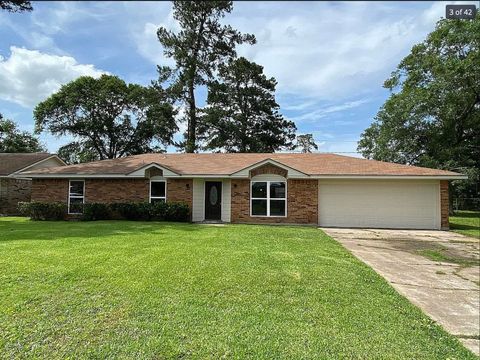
[323,227,480,356]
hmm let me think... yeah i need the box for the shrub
[18,201,67,221]
[110,201,190,222]
[82,203,111,221]
[18,201,190,222]
[164,202,190,222]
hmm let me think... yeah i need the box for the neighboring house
[0,153,66,215]
[19,153,466,229]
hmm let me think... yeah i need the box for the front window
[150,180,166,203]
[68,180,84,214]
[251,181,286,217]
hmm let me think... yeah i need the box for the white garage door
[318,180,440,229]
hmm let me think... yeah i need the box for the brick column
[440,180,449,230]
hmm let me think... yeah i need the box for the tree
[0,0,32,12]
[34,75,177,161]
[0,114,44,153]
[56,141,100,165]
[296,134,318,153]
[358,15,480,201]
[156,1,255,153]
[200,57,296,152]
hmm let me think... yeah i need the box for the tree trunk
[185,80,196,153]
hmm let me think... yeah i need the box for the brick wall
[85,179,149,203]
[30,178,193,211]
[250,164,288,178]
[0,178,32,215]
[167,179,193,208]
[31,179,69,202]
[231,178,318,224]
[440,180,449,230]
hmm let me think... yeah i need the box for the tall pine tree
[200,57,296,152]
[156,1,255,152]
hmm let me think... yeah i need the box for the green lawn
[0,218,474,359]
[450,210,480,239]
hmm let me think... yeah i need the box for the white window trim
[150,180,167,203]
[68,180,85,214]
[250,180,287,217]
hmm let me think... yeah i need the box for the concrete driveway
[322,228,480,355]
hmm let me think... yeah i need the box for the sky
[0,0,476,156]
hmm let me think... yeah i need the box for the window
[68,180,84,214]
[251,181,286,217]
[150,180,166,203]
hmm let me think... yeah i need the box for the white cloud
[291,99,370,124]
[0,46,106,108]
[227,1,477,102]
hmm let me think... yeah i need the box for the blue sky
[0,1,474,155]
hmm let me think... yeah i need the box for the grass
[416,249,478,267]
[0,218,475,359]
[450,210,480,239]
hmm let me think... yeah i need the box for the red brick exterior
[0,178,32,215]
[231,178,318,224]
[440,180,449,230]
[250,164,288,178]
[30,177,192,209]
[31,179,69,202]
[85,179,149,203]
[167,179,193,209]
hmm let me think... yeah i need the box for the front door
[205,181,222,220]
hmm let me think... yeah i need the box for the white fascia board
[25,173,467,180]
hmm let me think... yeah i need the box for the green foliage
[296,134,319,153]
[0,0,32,12]
[0,218,475,358]
[82,203,111,221]
[34,74,177,161]
[200,57,296,152]
[18,202,66,221]
[358,15,480,199]
[0,114,45,153]
[156,1,255,152]
[111,201,189,222]
[18,201,190,222]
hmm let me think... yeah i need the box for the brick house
[0,153,65,215]
[20,153,465,229]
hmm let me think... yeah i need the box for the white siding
[192,179,205,222]
[318,180,441,229]
[192,178,231,222]
[222,179,231,222]
[23,157,65,172]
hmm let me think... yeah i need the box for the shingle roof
[20,153,462,177]
[0,153,55,176]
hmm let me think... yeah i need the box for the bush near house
[18,201,190,222]
[18,201,67,220]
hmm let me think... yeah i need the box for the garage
[318,180,441,229]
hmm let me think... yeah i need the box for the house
[19,153,466,229]
[0,153,66,215]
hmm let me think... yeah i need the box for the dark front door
[205,181,222,220]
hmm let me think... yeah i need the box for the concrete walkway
[322,228,480,355]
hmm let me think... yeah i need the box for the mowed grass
[0,218,474,359]
[450,211,480,239]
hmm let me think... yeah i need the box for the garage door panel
[318,181,440,229]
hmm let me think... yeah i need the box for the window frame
[250,180,287,217]
[68,180,85,215]
[149,180,167,203]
